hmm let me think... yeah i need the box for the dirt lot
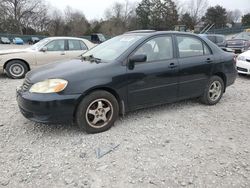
[0,73,250,188]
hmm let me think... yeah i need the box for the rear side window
[177,36,210,58]
[68,40,82,51]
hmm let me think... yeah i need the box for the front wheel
[5,60,28,79]
[76,90,119,134]
[200,76,225,105]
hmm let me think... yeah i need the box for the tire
[5,60,28,79]
[76,90,119,134]
[200,76,225,105]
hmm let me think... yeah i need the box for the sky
[47,0,250,20]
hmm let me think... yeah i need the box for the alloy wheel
[85,98,113,128]
[208,81,222,102]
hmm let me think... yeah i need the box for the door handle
[168,63,178,69]
[61,52,66,55]
[205,58,213,63]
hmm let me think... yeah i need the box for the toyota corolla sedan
[236,50,250,75]
[17,31,237,134]
[0,37,94,79]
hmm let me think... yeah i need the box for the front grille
[22,78,32,92]
[237,67,248,72]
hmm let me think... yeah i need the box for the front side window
[68,40,82,51]
[177,36,206,58]
[46,40,65,51]
[134,36,173,62]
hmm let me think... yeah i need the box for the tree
[136,0,151,29]
[100,1,137,35]
[180,13,194,30]
[227,9,242,24]
[0,0,47,34]
[136,0,178,30]
[242,13,250,26]
[204,5,227,28]
[187,0,208,26]
[64,6,90,36]
[162,0,178,30]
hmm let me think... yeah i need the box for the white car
[236,50,250,75]
[0,37,95,79]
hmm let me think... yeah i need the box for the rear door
[66,39,88,59]
[35,39,67,65]
[127,35,179,109]
[175,34,214,99]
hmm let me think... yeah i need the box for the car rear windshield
[83,35,144,62]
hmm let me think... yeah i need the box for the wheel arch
[73,87,125,121]
[213,72,227,92]
[4,59,31,71]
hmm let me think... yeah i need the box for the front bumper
[236,60,250,75]
[16,89,81,124]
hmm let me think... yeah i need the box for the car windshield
[83,35,143,62]
[234,32,250,40]
[98,34,106,42]
[29,38,51,50]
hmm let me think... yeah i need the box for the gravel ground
[0,74,250,188]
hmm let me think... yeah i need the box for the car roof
[124,30,204,37]
[46,36,87,40]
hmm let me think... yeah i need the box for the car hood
[27,59,109,83]
[0,48,33,55]
[239,50,250,58]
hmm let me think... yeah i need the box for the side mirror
[41,47,47,52]
[128,54,147,70]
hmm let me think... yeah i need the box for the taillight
[233,55,237,64]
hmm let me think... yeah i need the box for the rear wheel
[200,76,224,105]
[5,60,28,79]
[76,90,119,134]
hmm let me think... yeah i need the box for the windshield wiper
[82,54,102,63]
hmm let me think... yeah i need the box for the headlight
[29,79,68,93]
[237,56,246,61]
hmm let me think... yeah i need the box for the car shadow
[25,98,199,136]
[0,73,9,79]
[238,74,250,80]
[120,98,199,121]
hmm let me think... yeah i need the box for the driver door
[35,39,67,66]
[127,35,179,109]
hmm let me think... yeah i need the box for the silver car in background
[0,37,95,79]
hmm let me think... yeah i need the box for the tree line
[0,0,250,36]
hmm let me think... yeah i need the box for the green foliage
[180,13,194,30]
[203,5,227,28]
[136,0,178,30]
[242,13,250,26]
